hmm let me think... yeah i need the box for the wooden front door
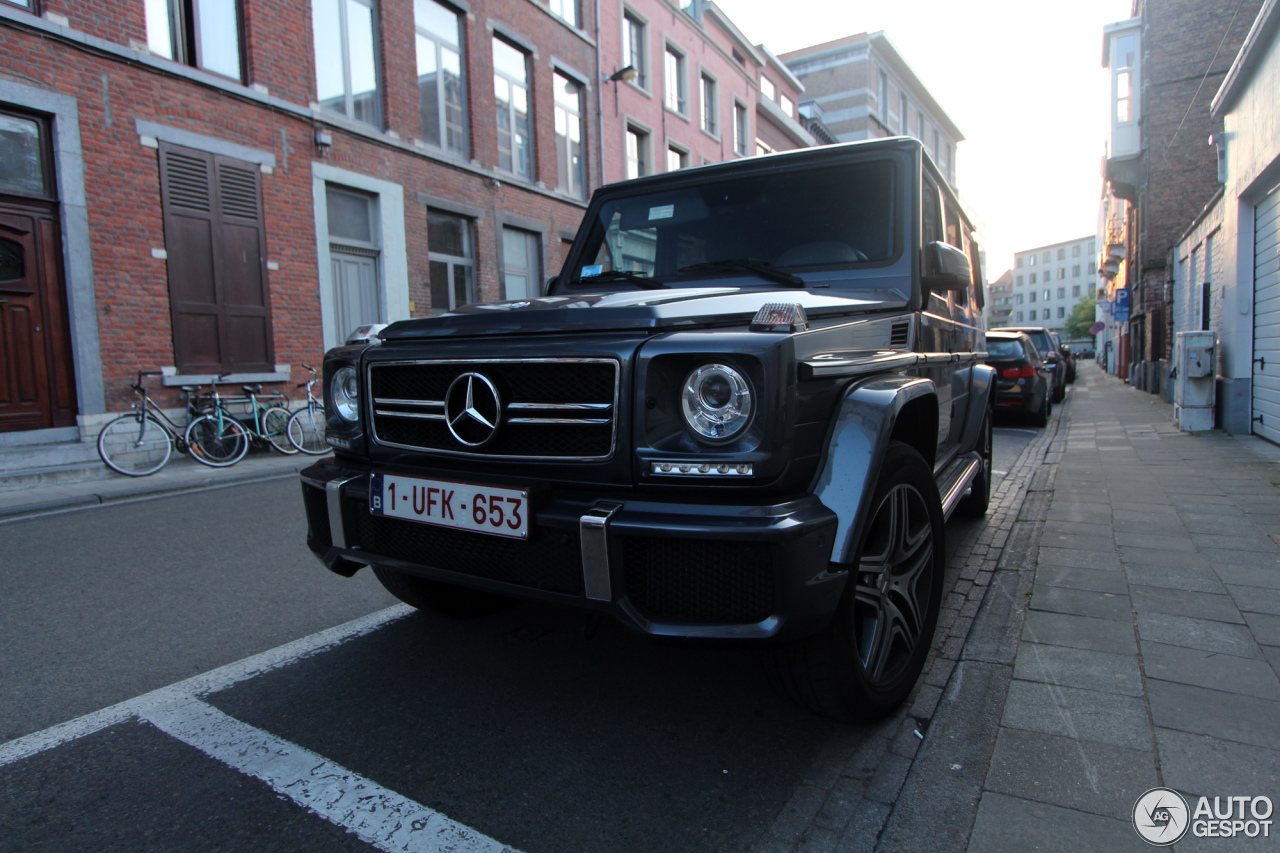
[0,202,77,432]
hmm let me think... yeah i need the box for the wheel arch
[810,373,939,568]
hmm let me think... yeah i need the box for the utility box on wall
[1175,330,1216,431]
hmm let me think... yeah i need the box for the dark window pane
[347,0,379,125]
[417,33,441,145]
[327,188,373,242]
[427,211,468,257]
[312,0,345,112]
[429,259,450,310]
[0,114,45,196]
[0,237,25,281]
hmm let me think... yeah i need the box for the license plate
[369,473,529,540]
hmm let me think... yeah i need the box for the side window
[921,179,940,246]
[146,0,244,80]
[427,210,476,312]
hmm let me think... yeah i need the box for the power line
[1161,0,1248,159]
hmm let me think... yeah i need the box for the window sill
[161,365,292,386]
[700,127,720,143]
[625,81,653,99]
[664,106,691,123]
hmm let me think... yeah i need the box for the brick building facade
[1099,0,1261,394]
[0,0,601,439]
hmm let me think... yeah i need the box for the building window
[666,144,688,171]
[415,0,466,157]
[554,72,585,199]
[1016,293,1023,305]
[733,101,748,156]
[1030,273,1037,284]
[1029,291,1036,303]
[899,94,908,134]
[1042,251,1051,263]
[760,76,775,102]
[1058,268,1065,280]
[1057,306,1065,319]
[1056,248,1065,260]
[1015,275,1023,286]
[548,0,577,28]
[1028,255,1036,266]
[1114,33,1137,123]
[158,143,274,372]
[1016,311,1024,322]
[623,12,646,89]
[1088,240,1096,255]
[1043,289,1051,301]
[779,93,793,117]
[0,112,50,196]
[313,0,380,126]
[1072,285,1080,297]
[625,125,648,178]
[931,129,939,161]
[146,0,243,80]
[878,70,888,118]
[700,73,717,135]
[945,143,953,182]
[1057,287,1065,299]
[493,37,531,179]
[427,210,475,312]
[1072,264,1080,277]
[1072,245,1081,257]
[1016,257,1023,269]
[664,46,687,113]
[916,111,924,139]
[502,226,540,301]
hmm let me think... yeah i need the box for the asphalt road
[0,422,1042,852]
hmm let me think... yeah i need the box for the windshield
[567,159,897,288]
[1025,330,1053,354]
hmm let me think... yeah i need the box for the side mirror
[922,241,972,292]
[543,275,559,297]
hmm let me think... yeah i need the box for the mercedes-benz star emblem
[445,372,502,447]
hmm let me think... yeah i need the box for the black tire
[287,405,329,455]
[98,414,173,476]
[372,567,515,619]
[765,442,945,723]
[1031,386,1050,427]
[185,414,249,467]
[956,407,992,517]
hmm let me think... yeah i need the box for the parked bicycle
[287,364,328,455]
[97,372,243,476]
[185,378,296,466]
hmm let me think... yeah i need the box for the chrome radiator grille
[369,358,619,460]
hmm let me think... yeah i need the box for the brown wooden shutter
[159,142,274,373]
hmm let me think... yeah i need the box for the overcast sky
[715,0,1135,277]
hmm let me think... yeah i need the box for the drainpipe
[595,0,605,189]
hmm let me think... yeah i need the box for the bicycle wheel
[98,414,173,476]
[287,405,329,455]
[262,405,298,454]
[185,414,249,467]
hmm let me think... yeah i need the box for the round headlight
[680,363,753,441]
[331,366,360,423]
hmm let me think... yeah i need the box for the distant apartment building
[599,0,821,186]
[985,270,1014,328]
[779,32,962,187]
[1009,237,1097,334]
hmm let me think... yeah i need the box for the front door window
[0,113,49,197]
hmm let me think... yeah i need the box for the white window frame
[663,42,687,115]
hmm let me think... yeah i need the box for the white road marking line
[144,700,517,853]
[0,604,414,768]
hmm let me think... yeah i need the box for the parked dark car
[1003,326,1067,401]
[1050,331,1076,384]
[984,331,1053,426]
[298,137,995,723]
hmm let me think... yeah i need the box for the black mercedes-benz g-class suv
[300,137,994,722]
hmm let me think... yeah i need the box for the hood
[380,285,909,340]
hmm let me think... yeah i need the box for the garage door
[1254,184,1280,442]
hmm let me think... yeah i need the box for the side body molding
[956,363,996,451]
[810,375,937,568]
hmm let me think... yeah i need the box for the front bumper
[300,459,843,641]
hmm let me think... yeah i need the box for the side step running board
[937,453,982,521]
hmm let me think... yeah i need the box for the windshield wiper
[677,258,805,287]
[579,269,668,289]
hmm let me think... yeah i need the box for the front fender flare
[957,363,996,451]
[810,375,937,567]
